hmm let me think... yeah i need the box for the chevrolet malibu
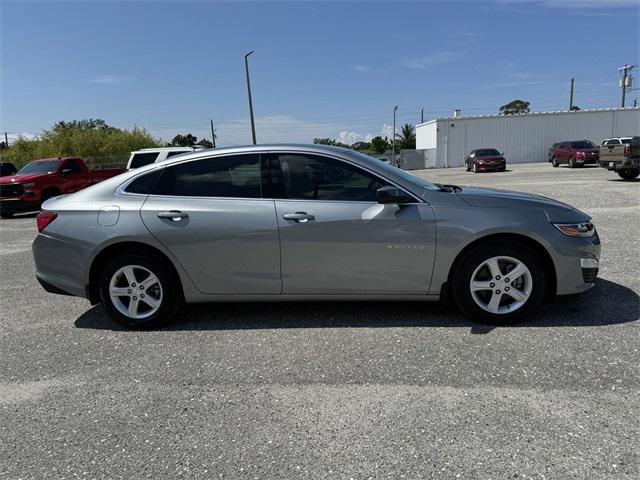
[32,144,600,329]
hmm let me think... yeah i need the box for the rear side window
[166,150,190,158]
[152,154,261,198]
[65,159,82,173]
[130,152,160,168]
[125,170,162,194]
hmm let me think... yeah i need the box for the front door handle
[157,210,188,221]
[283,212,315,223]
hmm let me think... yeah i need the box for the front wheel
[551,157,559,168]
[617,168,639,180]
[98,252,183,329]
[452,241,546,325]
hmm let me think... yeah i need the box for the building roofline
[416,106,639,127]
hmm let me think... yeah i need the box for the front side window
[153,154,261,198]
[64,159,82,173]
[130,152,160,168]
[272,153,388,202]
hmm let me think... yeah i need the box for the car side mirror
[60,168,72,176]
[376,186,413,204]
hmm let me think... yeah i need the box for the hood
[457,186,574,213]
[0,172,53,184]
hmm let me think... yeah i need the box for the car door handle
[157,210,188,221]
[282,212,315,223]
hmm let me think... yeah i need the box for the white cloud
[90,75,134,85]
[398,50,460,70]
[512,72,532,79]
[354,65,371,72]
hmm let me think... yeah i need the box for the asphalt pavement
[0,163,638,479]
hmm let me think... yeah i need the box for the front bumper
[474,163,506,172]
[574,156,598,165]
[0,198,40,215]
[553,229,601,296]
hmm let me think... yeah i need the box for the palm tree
[396,123,416,150]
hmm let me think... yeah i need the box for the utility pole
[569,78,574,111]
[634,99,638,108]
[392,105,398,167]
[618,64,635,108]
[210,119,216,148]
[3,132,8,148]
[244,51,257,144]
[421,109,424,124]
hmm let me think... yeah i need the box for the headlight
[23,182,35,193]
[553,222,595,237]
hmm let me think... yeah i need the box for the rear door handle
[157,210,188,221]
[282,212,315,223]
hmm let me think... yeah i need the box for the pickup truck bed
[599,137,640,180]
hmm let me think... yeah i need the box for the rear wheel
[98,252,183,329]
[617,168,639,180]
[551,157,559,168]
[452,241,546,325]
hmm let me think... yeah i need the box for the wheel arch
[40,186,62,200]
[442,232,557,304]
[87,241,184,305]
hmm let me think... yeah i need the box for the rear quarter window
[124,170,162,194]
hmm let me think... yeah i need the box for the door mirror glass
[376,186,413,204]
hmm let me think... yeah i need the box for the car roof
[30,157,79,162]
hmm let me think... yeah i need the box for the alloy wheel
[109,265,163,319]
[470,256,532,314]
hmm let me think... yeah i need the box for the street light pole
[244,51,257,144]
[392,105,398,166]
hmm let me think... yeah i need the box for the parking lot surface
[1,163,638,479]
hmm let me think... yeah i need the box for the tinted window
[166,150,190,158]
[273,153,388,202]
[475,149,501,157]
[621,138,633,144]
[130,152,160,168]
[125,170,162,194]
[605,139,621,145]
[571,141,596,149]
[65,159,82,173]
[153,154,261,198]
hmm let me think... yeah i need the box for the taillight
[624,144,630,156]
[36,211,57,232]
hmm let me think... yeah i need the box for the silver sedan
[32,144,600,328]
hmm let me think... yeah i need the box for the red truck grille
[0,183,24,197]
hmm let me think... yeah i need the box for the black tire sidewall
[98,253,182,329]
[552,157,558,167]
[617,168,639,180]
[452,241,546,325]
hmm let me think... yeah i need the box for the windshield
[571,141,596,149]
[17,160,61,174]
[475,149,501,157]
[344,150,441,191]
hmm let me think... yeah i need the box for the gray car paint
[32,144,600,305]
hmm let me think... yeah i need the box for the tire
[98,252,183,329]
[452,240,546,325]
[551,157,559,168]
[472,163,478,173]
[568,156,575,168]
[617,168,639,180]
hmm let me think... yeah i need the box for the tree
[396,123,416,150]
[499,99,530,115]
[53,118,112,131]
[196,138,214,148]
[169,133,199,147]
[0,141,7,151]
[370,136,389,155]
[351,141,371,151]
[313,138,337,146]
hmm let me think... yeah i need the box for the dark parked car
[0,162,17,177]
[549,140,599,168]
[465,149,506,173]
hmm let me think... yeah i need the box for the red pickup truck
[0,157,125,217]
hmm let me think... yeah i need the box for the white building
[409,107,639,169]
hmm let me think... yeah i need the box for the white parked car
[127,147,203,170]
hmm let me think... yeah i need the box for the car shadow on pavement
[74,279,638,334]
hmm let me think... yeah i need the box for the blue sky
[1,0,639,146]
